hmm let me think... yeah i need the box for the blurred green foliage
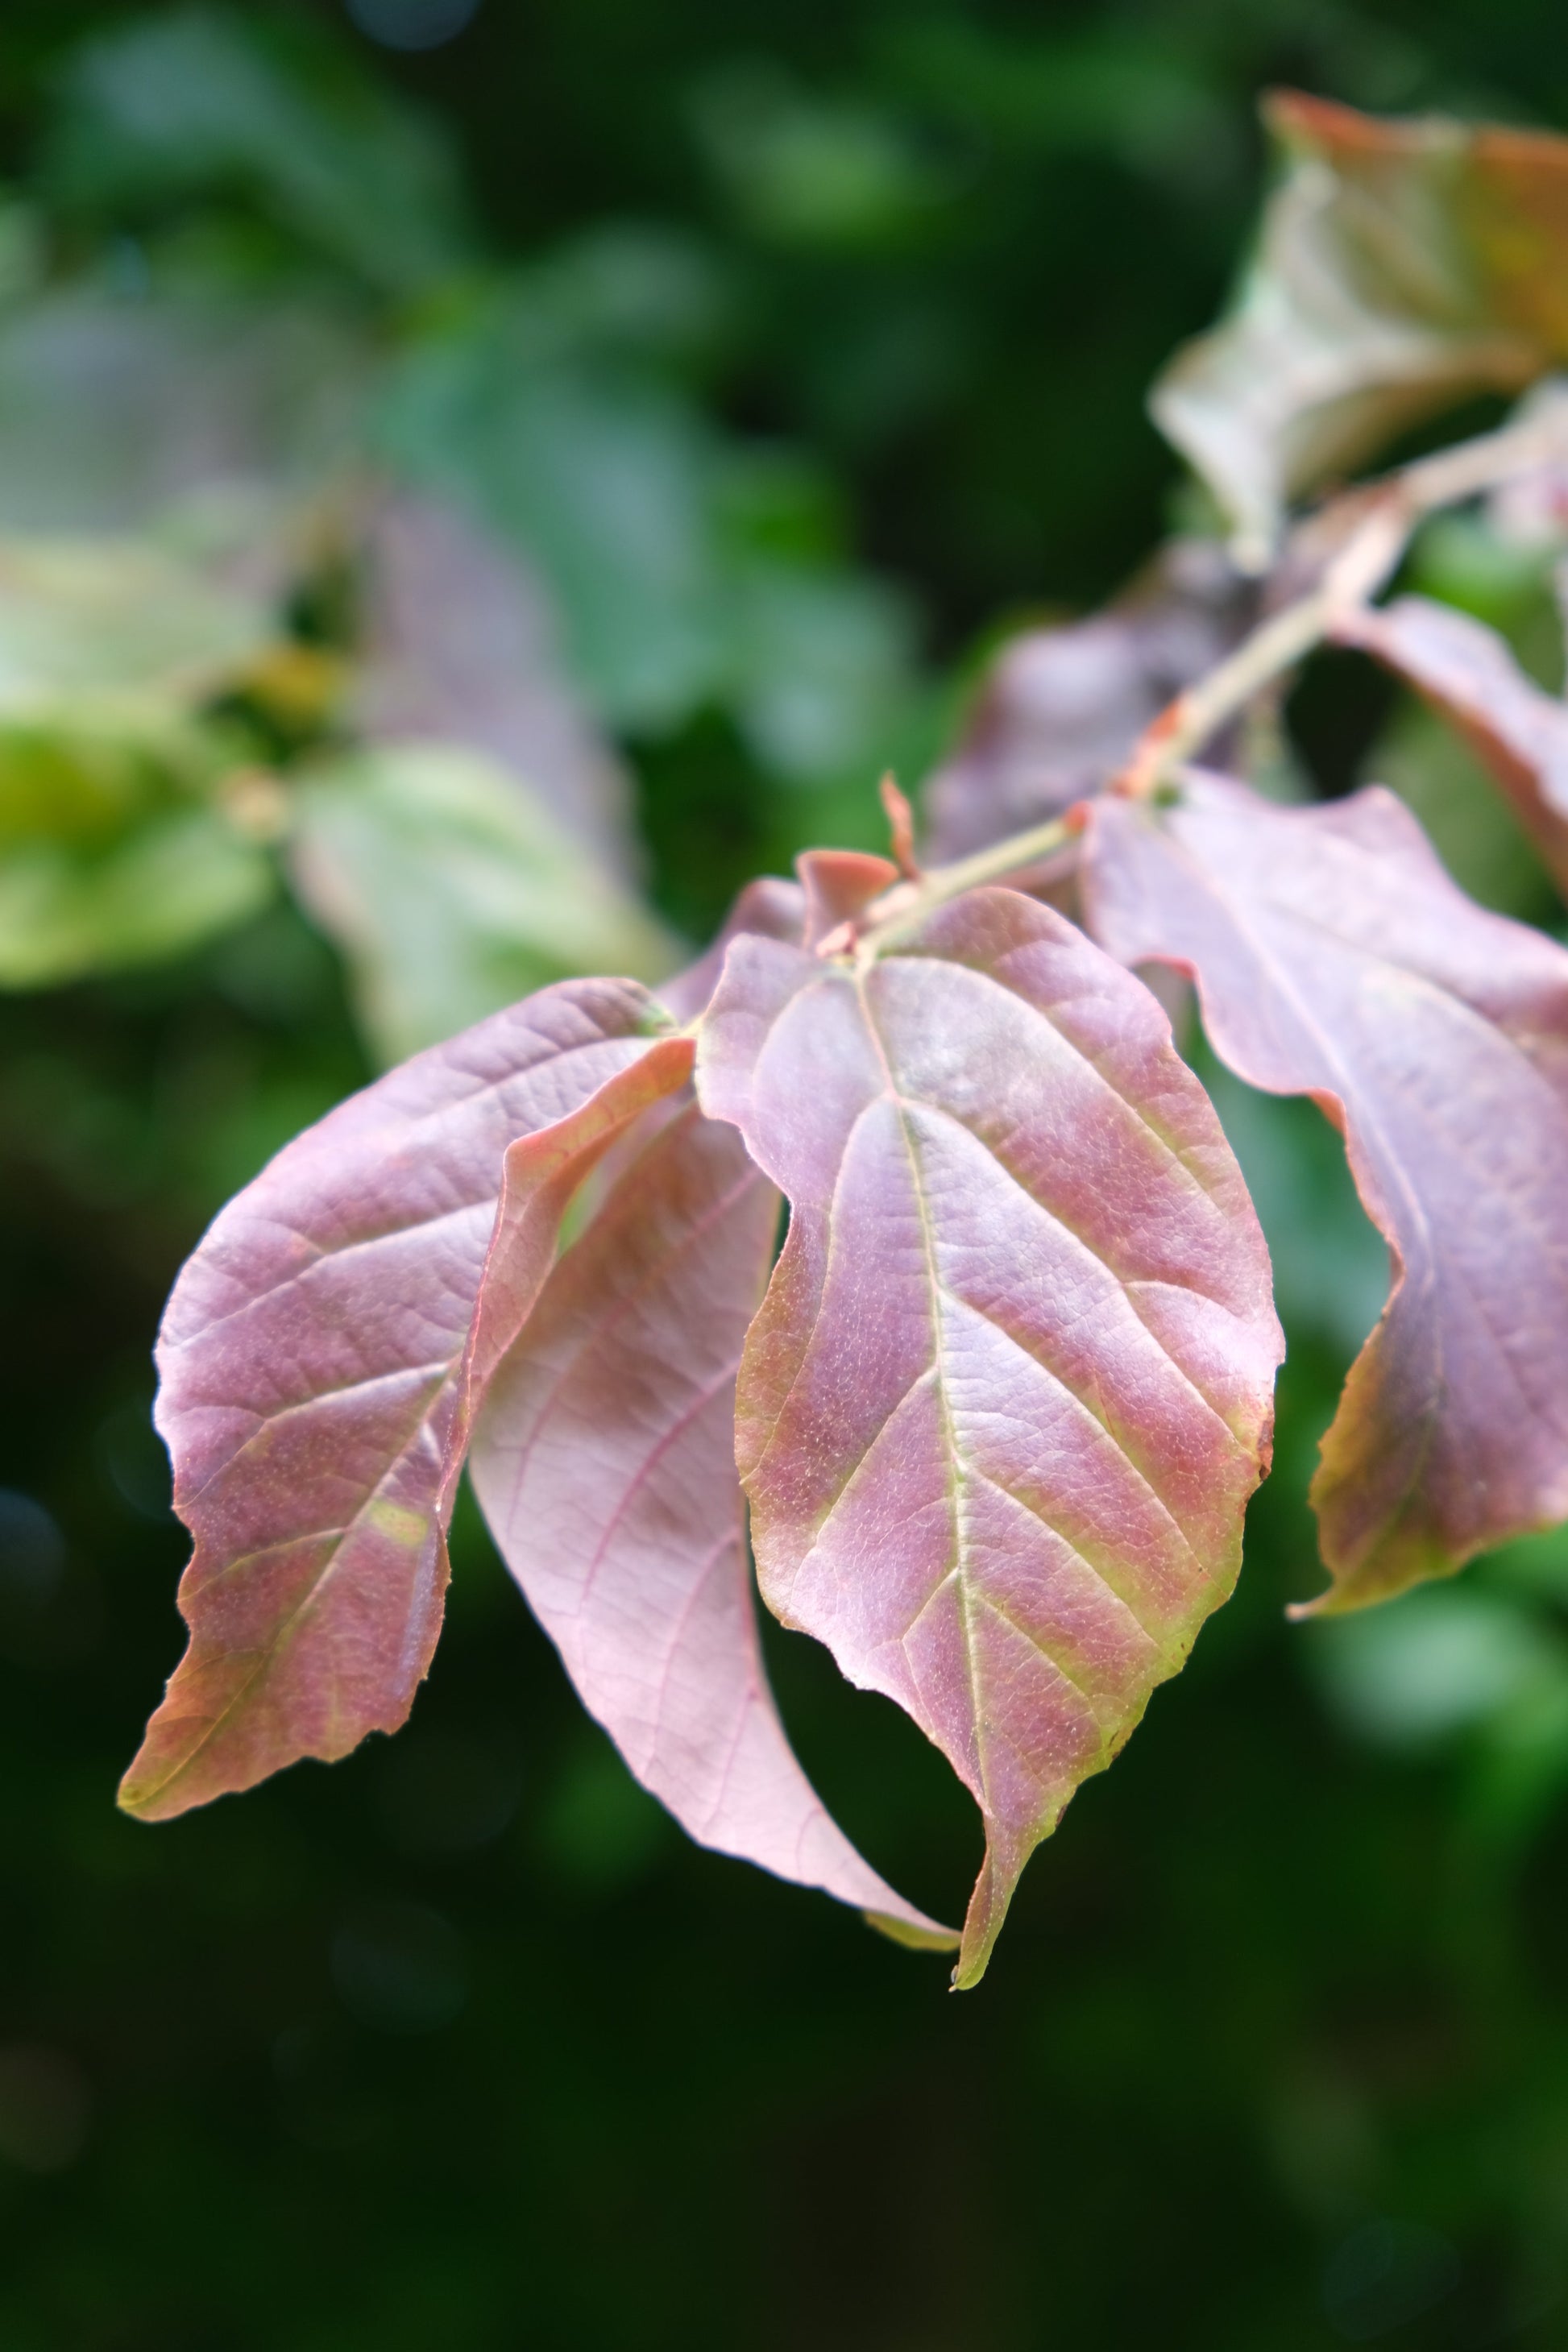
[4,4,1568,2349]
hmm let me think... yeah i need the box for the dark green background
[4,4,1568,2346]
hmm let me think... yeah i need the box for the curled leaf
[121,979,690,1820]
[1085,772,1568,1611]
[1337,591,1568,894]
[697,889,1281,1984]
[469,1091,954,1950]
[1154,93,1568,563]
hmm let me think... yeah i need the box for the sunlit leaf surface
[698,888,1281,1981]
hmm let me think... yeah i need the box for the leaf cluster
[103,77,1568,1986]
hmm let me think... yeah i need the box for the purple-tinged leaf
[697,890,1281,1985]
[120,980,691,1821]
[1337,592,1568,894]
[657,875,807,1025]
[1085,771,1568,1612]
[468,1092,955,1952]
[353,492,639,876]
[923,543,1251,864]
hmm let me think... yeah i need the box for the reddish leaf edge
[118,1026,696,1824]
[698,884,1283,1989]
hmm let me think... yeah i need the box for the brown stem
[1115,404,1568,799]
[852,400,1568,951]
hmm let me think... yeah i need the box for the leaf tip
[861,1907,962,1956]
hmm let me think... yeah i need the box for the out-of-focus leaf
[696,888,1281,1984]
[45,6,467,293]
[470,1093,954,1952]
[379,302,925,766]
[380,325,725,732]
[1086,772,1568,1612]
[691,64,957,251]
[1487,380,1568,547]
[0,537,272,708]
[1197,1057,1389,1362]
[0,703,223,851]
[923,541,1251,859]
[1154,93,1568,563]
[728,560,919,786]
[0,292,366,542]
[288,745,679,1065]
[0,532,283,982]
[0,801,272,988]
[1338,591,1568,894]
[353,493,638,875]
[1310,1582,1562,1750]
[508,224,731,370]
[120,981,692,1820]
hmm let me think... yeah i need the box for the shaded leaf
[696,888,1281,1983]
[469,1091,955,1951]
[1154,93,1568,563]
[923,541,1250,861]
[379,304,926,768]
[0,536,272,709]
[0,290,366,543]
[1337,591,1568,894]
[0,800,272,988]
[380,323,728,732]
[120,981,691,1820]
[728,558,921,787]
[354,493,639,877]
[1085,771,1568,1611]
[288,745,679,1064]
[46,6,467,294]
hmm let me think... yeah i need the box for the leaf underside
[698,886,1282,1985]
[1085,772,1568,1610]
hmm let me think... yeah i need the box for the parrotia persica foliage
[123,93,1568,1985]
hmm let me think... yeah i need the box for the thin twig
[851,400,1568,952]
[1115,403,1568,799]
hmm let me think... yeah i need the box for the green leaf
[288,745,681,1064]
[0,537,272,708]
[0,803,273,987]
[380,323,728,732]
[1154,93,1568,563]
[379,304,926,763]
[44,6,468,294]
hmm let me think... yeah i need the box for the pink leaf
[1085,771,1568,1611]
[1337,592,1568,892]
[121,979,691,1820]
[468,1091,955,1952]
[697,889,1281,1985]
